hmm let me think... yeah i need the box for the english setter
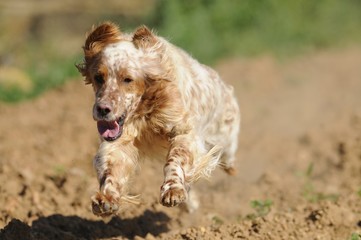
[77,22,240,216]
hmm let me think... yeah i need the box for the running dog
[76,22,240,217]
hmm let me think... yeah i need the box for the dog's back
[157,39,241,173]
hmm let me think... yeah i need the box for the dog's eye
[94,74,104,85]
[124,78,133,83]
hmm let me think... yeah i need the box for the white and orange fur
[77,22,240,217]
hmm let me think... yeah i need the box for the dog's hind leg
[220,143,238,175]
[182,188,199,213]
[219,96,241,175]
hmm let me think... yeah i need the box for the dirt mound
[1,48,361,239]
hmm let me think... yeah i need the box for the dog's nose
[96,103,112,117]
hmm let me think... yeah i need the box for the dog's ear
[133,25,157,49]
[77,22,120,84]
[83,22,121,57]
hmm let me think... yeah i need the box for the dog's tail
[186,145,223,183]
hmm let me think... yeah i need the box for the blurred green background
[1,0,361,102]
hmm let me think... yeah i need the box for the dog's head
[77,22,162,142]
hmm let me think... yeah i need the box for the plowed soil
[0,48,361,240]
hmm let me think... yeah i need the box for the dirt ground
[0,47,360,240]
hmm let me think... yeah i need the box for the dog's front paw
[91,192,120,217]
[160,183,188,207]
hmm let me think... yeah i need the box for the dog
[76,22,240,217]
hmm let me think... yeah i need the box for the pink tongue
[97,120,120,139]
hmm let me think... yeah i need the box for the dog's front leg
[91,140,138,217]
[160,134,194,207]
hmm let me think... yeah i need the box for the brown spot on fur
[165,179,176,185]
[224,167,237,176]
[99,173,107,188]
[224,116,234,124]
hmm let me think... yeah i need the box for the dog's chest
[135,134,170,162]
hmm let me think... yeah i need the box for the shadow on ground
[0,210,170,240]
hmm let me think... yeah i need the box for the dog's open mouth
[97,114,125,142]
